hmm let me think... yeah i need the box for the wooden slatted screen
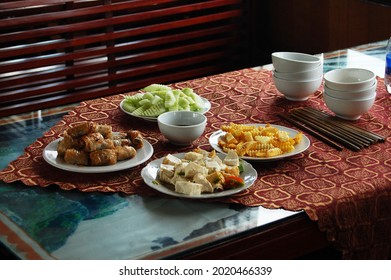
[0,0,249,117]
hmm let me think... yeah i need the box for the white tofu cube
[175,181,203,195]
[184,162,208,178]
[162,154,182,166]
[223,149,239,166]
[184,151,204,161]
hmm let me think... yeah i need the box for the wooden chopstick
[302,107,385,142]
[277,113,344,151]
[299,108,376,145]
[279,107,386,151]
[288,112,362,151]
[290,110,371,148]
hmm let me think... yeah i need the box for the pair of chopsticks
[278,107,385,151]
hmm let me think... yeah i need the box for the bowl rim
[157,111,207,128]
[273,73,323,83]
[272,52,322,63]
[324,79,377,93]
[273,64,323,75]
[324,68,376,85]
[323,90,376,101]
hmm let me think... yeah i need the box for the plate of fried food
[43,121,153,173]
[209,123,310,161]
[141,148,257,198]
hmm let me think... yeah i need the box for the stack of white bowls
[323,68,377,120]
[272,52,323,101]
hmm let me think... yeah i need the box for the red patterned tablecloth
[1,68,391,259]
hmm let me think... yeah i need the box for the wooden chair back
[0,0,248,117]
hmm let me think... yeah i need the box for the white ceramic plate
[141,153,257,199]
[43,138,153,173]
[120,97,211,122]
[209,124,310,161]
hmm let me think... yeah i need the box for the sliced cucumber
[122,83,206,117]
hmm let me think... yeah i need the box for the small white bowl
[273,64,323,81]
[272,52,322,73]
[324,68,376,92]
[323,91,376,120]
[157,111,207,145]
[273,74,323,101]
[324,79,377,100]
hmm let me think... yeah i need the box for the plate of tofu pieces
[141,148,257,198]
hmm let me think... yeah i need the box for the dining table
[0,40,390,260]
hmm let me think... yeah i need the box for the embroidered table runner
[1,68,391,259]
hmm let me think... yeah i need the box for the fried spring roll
[66,122,94,138]
[58,122,143,167]
[115,145,136,161]
[84,139,114,152]
[92,123,112,138]
[89,149,117,166]
[63,149,89,165]
[109,132,127,140]
[57,133,84,156]
[57,134,73,157]
[82,132,104,152]
[112,139,131,147]
[127,130,144,149]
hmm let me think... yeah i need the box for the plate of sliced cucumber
[120,84,211,122]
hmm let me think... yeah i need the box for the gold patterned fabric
[1,68,391,259]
